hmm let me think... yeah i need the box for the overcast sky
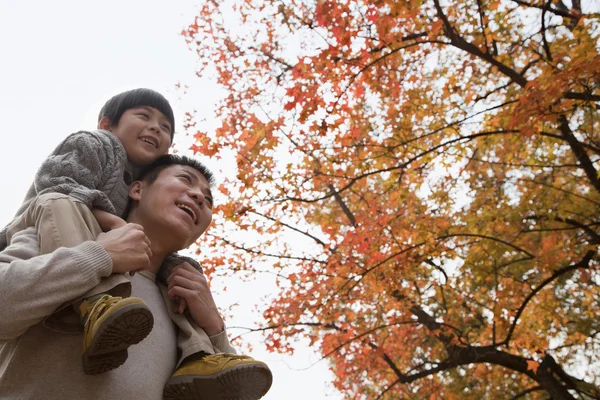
[0,1,341,398]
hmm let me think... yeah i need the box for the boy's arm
[33,131,126,214]
[92,209,127,232]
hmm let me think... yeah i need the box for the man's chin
[167,221,200,250]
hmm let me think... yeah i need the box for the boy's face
[102,106,172,167]
[129,164,213,249]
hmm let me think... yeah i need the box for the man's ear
[98,116,113,131]
[128,181,143,201]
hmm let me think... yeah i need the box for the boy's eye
[138,113,150,119]
[160,124,171,132]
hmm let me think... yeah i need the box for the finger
[168,286,195,302]
[141,253,151,270]
[140,241,152,259]
[142,233,151,249]
[178,297,186,314]
[168,274,202,292]
[167,264,194,285]
[170,265,205,283]
[128,223,144,231]
[168,274,190,292]
[167,265,183,285]
[179,262,200,273]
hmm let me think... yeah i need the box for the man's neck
[127,217,173,274]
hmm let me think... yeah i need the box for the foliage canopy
[183,0,600,398]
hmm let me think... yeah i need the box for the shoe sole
[82,303,154,375]
[163,364,273,400]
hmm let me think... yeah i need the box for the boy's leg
[15,193,132,311]
[5,193,132,319]
[158,282,216,365]
[28,192,103,255]
[158,283,273,400]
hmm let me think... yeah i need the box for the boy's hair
[139,154,215,188]
[98,88,176,140]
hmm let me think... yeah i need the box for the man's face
[105,106,172,167]
[132,164,213,249]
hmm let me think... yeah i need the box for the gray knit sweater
[0,130,132,250]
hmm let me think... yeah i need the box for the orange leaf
[526,360,540,374]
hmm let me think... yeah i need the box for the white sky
[0,1,341,398]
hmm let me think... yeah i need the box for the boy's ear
[128,181,143,201]
[98,116,113,131]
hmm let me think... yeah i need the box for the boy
[0,89,272,397]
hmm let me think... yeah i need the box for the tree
[182,0,600,398]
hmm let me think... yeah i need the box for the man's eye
[180,175,192,183]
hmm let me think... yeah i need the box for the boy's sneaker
[163,354,273,400]
[80,294,154,375]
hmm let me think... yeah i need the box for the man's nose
[189,188,205,205]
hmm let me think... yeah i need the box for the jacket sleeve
[0,228,113,341]
[33,131,125,214]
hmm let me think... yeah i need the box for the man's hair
[98,88,176,140]
[138,154,215,188]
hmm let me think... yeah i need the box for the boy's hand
[92,209,127,232]
[167,262,224,336]
[96,223,152,275]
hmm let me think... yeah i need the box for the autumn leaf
[526,360,540,374]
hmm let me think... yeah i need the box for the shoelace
[83,295,124,338]
[203,354,252,364]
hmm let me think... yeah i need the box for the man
[0,155,272,399]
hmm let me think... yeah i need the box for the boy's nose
[149,121,161,132]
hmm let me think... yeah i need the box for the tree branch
[327,183,357,227]
[510,0,579,19]
[433,0,528,87]
[439,233,535,259]
[558,115,600,195]
[500,250,595,347]
[508,386,544,400]
[541,0,553,61]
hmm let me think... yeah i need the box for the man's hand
[167,262,224,336]
[96,223,152,275]
[92,209,127,232]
